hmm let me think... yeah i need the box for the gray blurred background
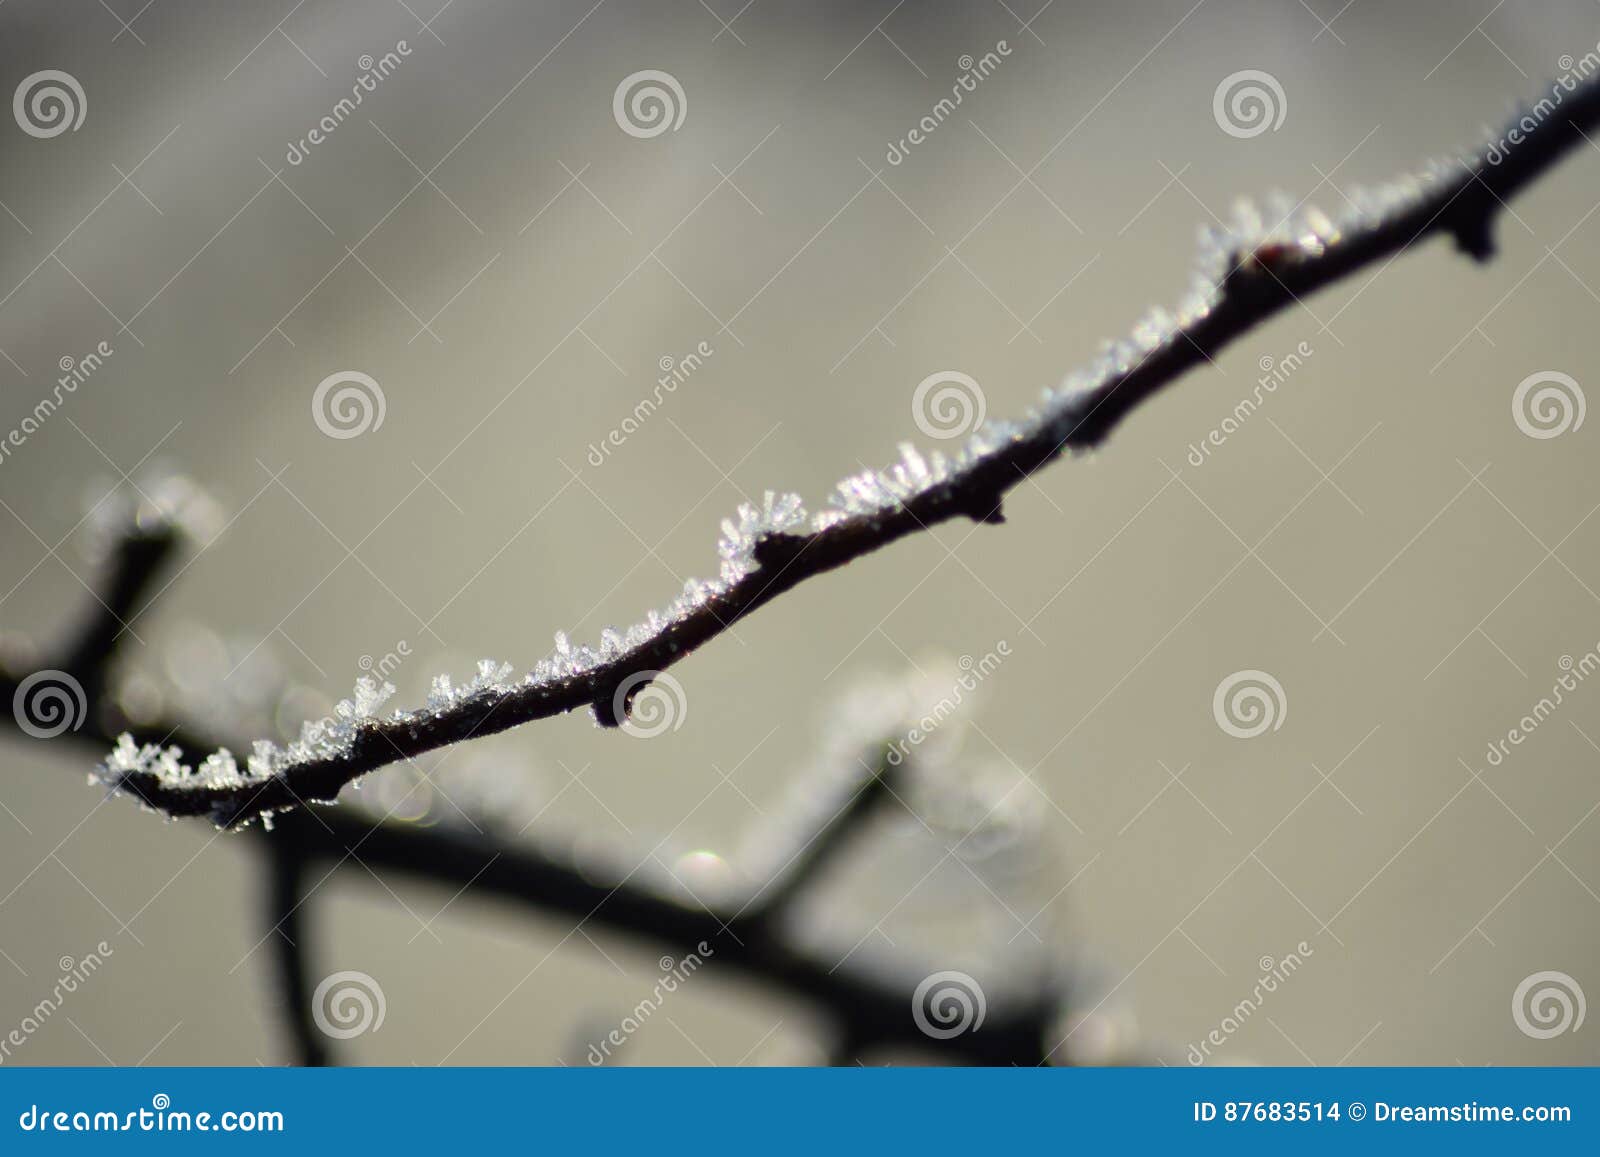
[1,0,1598,1065]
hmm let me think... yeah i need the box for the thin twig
[93,78,1600,832]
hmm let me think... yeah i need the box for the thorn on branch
[957,492,1006,525]
[591,672,651,729]
[591,694,625,729]
[1449,211,1498,263]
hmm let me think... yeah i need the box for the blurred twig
[263,842,329,1067]
[2,514,1064,1064]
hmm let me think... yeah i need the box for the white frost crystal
[716,489,807,584]
[103,732,188,783]
[101,672,398,791]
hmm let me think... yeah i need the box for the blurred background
[1,0,1598,1065]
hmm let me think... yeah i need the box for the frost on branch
[96,76,1600,827]
[98,661,517,827]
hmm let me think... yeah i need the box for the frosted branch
[101,75,1600,829]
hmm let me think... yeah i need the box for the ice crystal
[420,659,512,711]
[100,670,400,796]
